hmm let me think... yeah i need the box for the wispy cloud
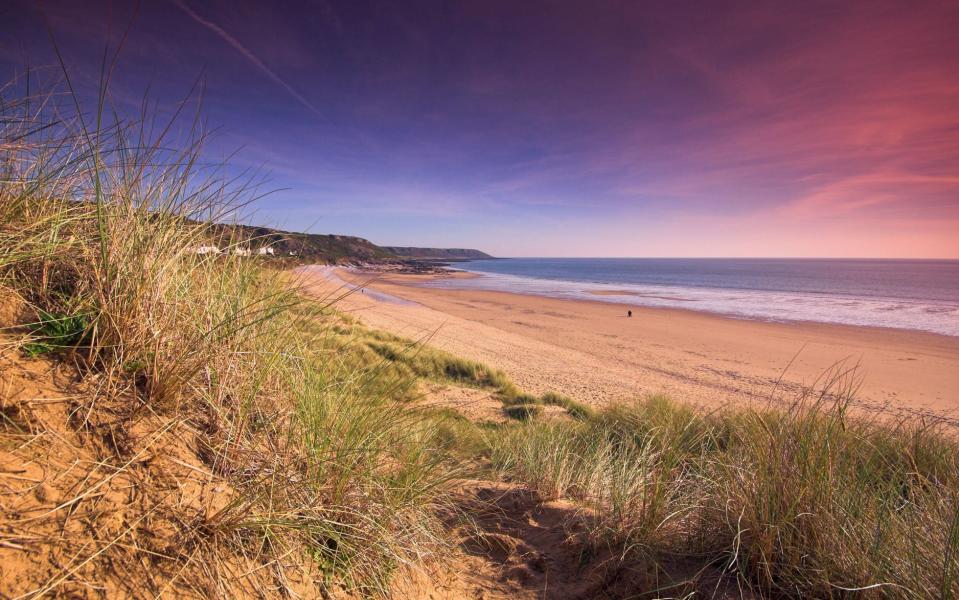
[171,0,323,119]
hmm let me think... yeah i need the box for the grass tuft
[484,380,959,598]
[503,403,542,421]
[540,391,595,420]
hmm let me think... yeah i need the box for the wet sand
[300,267,959,422]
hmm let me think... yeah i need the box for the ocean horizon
[422,258,959,337]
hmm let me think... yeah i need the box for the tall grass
[286,364,454,591]
[486,380,959,598]
[0,77,453,596]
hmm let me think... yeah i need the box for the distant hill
[206,223,493,263]
[209,224,393,262]
[381,246,494,260]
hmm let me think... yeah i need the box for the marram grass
[484,385,959,598]
[0,79,454,596]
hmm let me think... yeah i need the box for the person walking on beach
[627,310,632,318]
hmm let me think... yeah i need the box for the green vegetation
[0,81,454,597]
[540,390,595,420]
[22,308,92,356]
[502,403,542,421]
[483,386,959,598]
[316,317,588,419]
[322,315,959,597]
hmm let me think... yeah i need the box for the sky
[1,0,958,258]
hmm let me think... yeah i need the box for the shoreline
[299,266,959,423]
[351,265,959,342]
[429,264,959,338]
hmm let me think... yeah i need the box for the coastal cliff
[208,223,493,263]
[381,246,494,260]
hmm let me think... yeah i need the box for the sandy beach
[300,267,959,423]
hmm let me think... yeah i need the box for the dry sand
[301,267,959,423]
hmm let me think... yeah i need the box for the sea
[420,258,959,337]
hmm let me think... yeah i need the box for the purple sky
[2,0,958,257]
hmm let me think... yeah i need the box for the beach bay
[303,267,959,423]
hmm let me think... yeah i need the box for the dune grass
[0,78,455,596]
[323,308,959,597]
[484,380,959,598]
[316,316,589,420]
